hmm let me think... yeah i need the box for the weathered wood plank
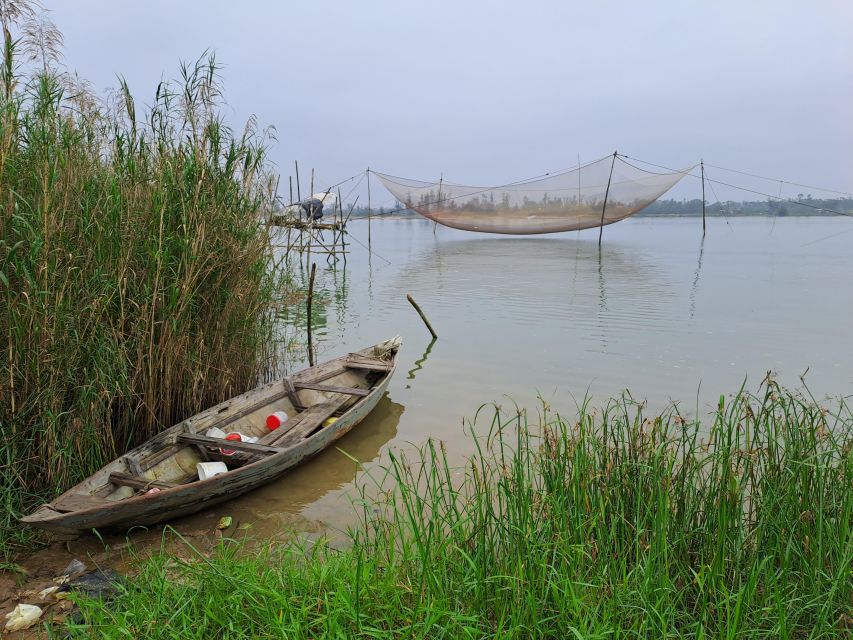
[176,433,284,456]
[345,354,394,371]
[283,377,303,410]
[109,473,176,490]
[304,365,348,384]
[140,444,184,471]
[52,494,106,513]
[293,382,370,396]
[124,455,144,477]
[271,399,349,448]
[192,387,292,432]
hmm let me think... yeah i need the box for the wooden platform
[270,217,345,231]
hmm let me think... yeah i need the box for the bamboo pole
[366,168,372,251]
[701,159,706,237]
[295,161,303,247]
[598,151,618,248]
[577,152,581,208]
[294,161,301,203]
[407,293,438,340]
[306,262,317,366]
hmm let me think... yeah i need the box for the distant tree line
[639,196,853,217]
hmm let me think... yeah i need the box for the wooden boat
[22,337,401,534]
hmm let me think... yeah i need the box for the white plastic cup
[197,461,229,481]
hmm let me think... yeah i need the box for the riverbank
[54,382,852,638]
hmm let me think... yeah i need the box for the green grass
[0,6,285,557]
[67,381,853,638]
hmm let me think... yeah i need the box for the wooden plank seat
[176,433,285,456]
[108,472,175,491]
[293,382,370,396]
[345,355,394,372]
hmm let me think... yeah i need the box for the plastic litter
[206,426,227,439]
[38,586,59,599]
[60,568,124,600]
[61,558,87,578]
[4,604,42,632]
[323,417,339,428]
[219,432,257,455]
[144,487,161,496]
[266,411,289,430]
[197,461,229,480]
[54,558,87,583]
[221,432,242,455]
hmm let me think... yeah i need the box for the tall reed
[69,382,853,638]
[0,6,283,555]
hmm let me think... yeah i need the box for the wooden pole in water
[295,161,303,248]
[337,187,345,257]
[294,161,301,202]
[307,262,317,366]
[701,159,706,237]
[407,293,438,340]
[577,152,581,208]
[598,151,618,248]
[366,168,372,251]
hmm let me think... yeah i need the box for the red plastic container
[220,432,242,455]
[266,411,289,431]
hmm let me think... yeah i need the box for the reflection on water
[689,236,705,320]
[406,337,436,387]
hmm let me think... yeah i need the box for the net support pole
[598,151,618,247]
[366,168,372,251]
[701,159,706,237]
[295,161,301,202]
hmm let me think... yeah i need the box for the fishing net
[374,155,693,235]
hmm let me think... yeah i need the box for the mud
[1,509,325,638]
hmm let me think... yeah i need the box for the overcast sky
[48,1,852,205]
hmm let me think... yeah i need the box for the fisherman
[301,197,324,221]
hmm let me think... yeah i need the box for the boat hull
[22,342,398,534]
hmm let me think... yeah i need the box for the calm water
[206,216,853,538]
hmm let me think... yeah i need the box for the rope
[703,162,853,198]
[702,169,733,229]
[617,153,853,219]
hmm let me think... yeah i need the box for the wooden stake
[701,159,706,237]
[407,293,438,340]
[294,161,301,203]
[307,262,317,366]
[577,152,581,208]
[598,151,617,248]
[366,168,372,251]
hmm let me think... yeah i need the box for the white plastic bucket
[197,461,228,481]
